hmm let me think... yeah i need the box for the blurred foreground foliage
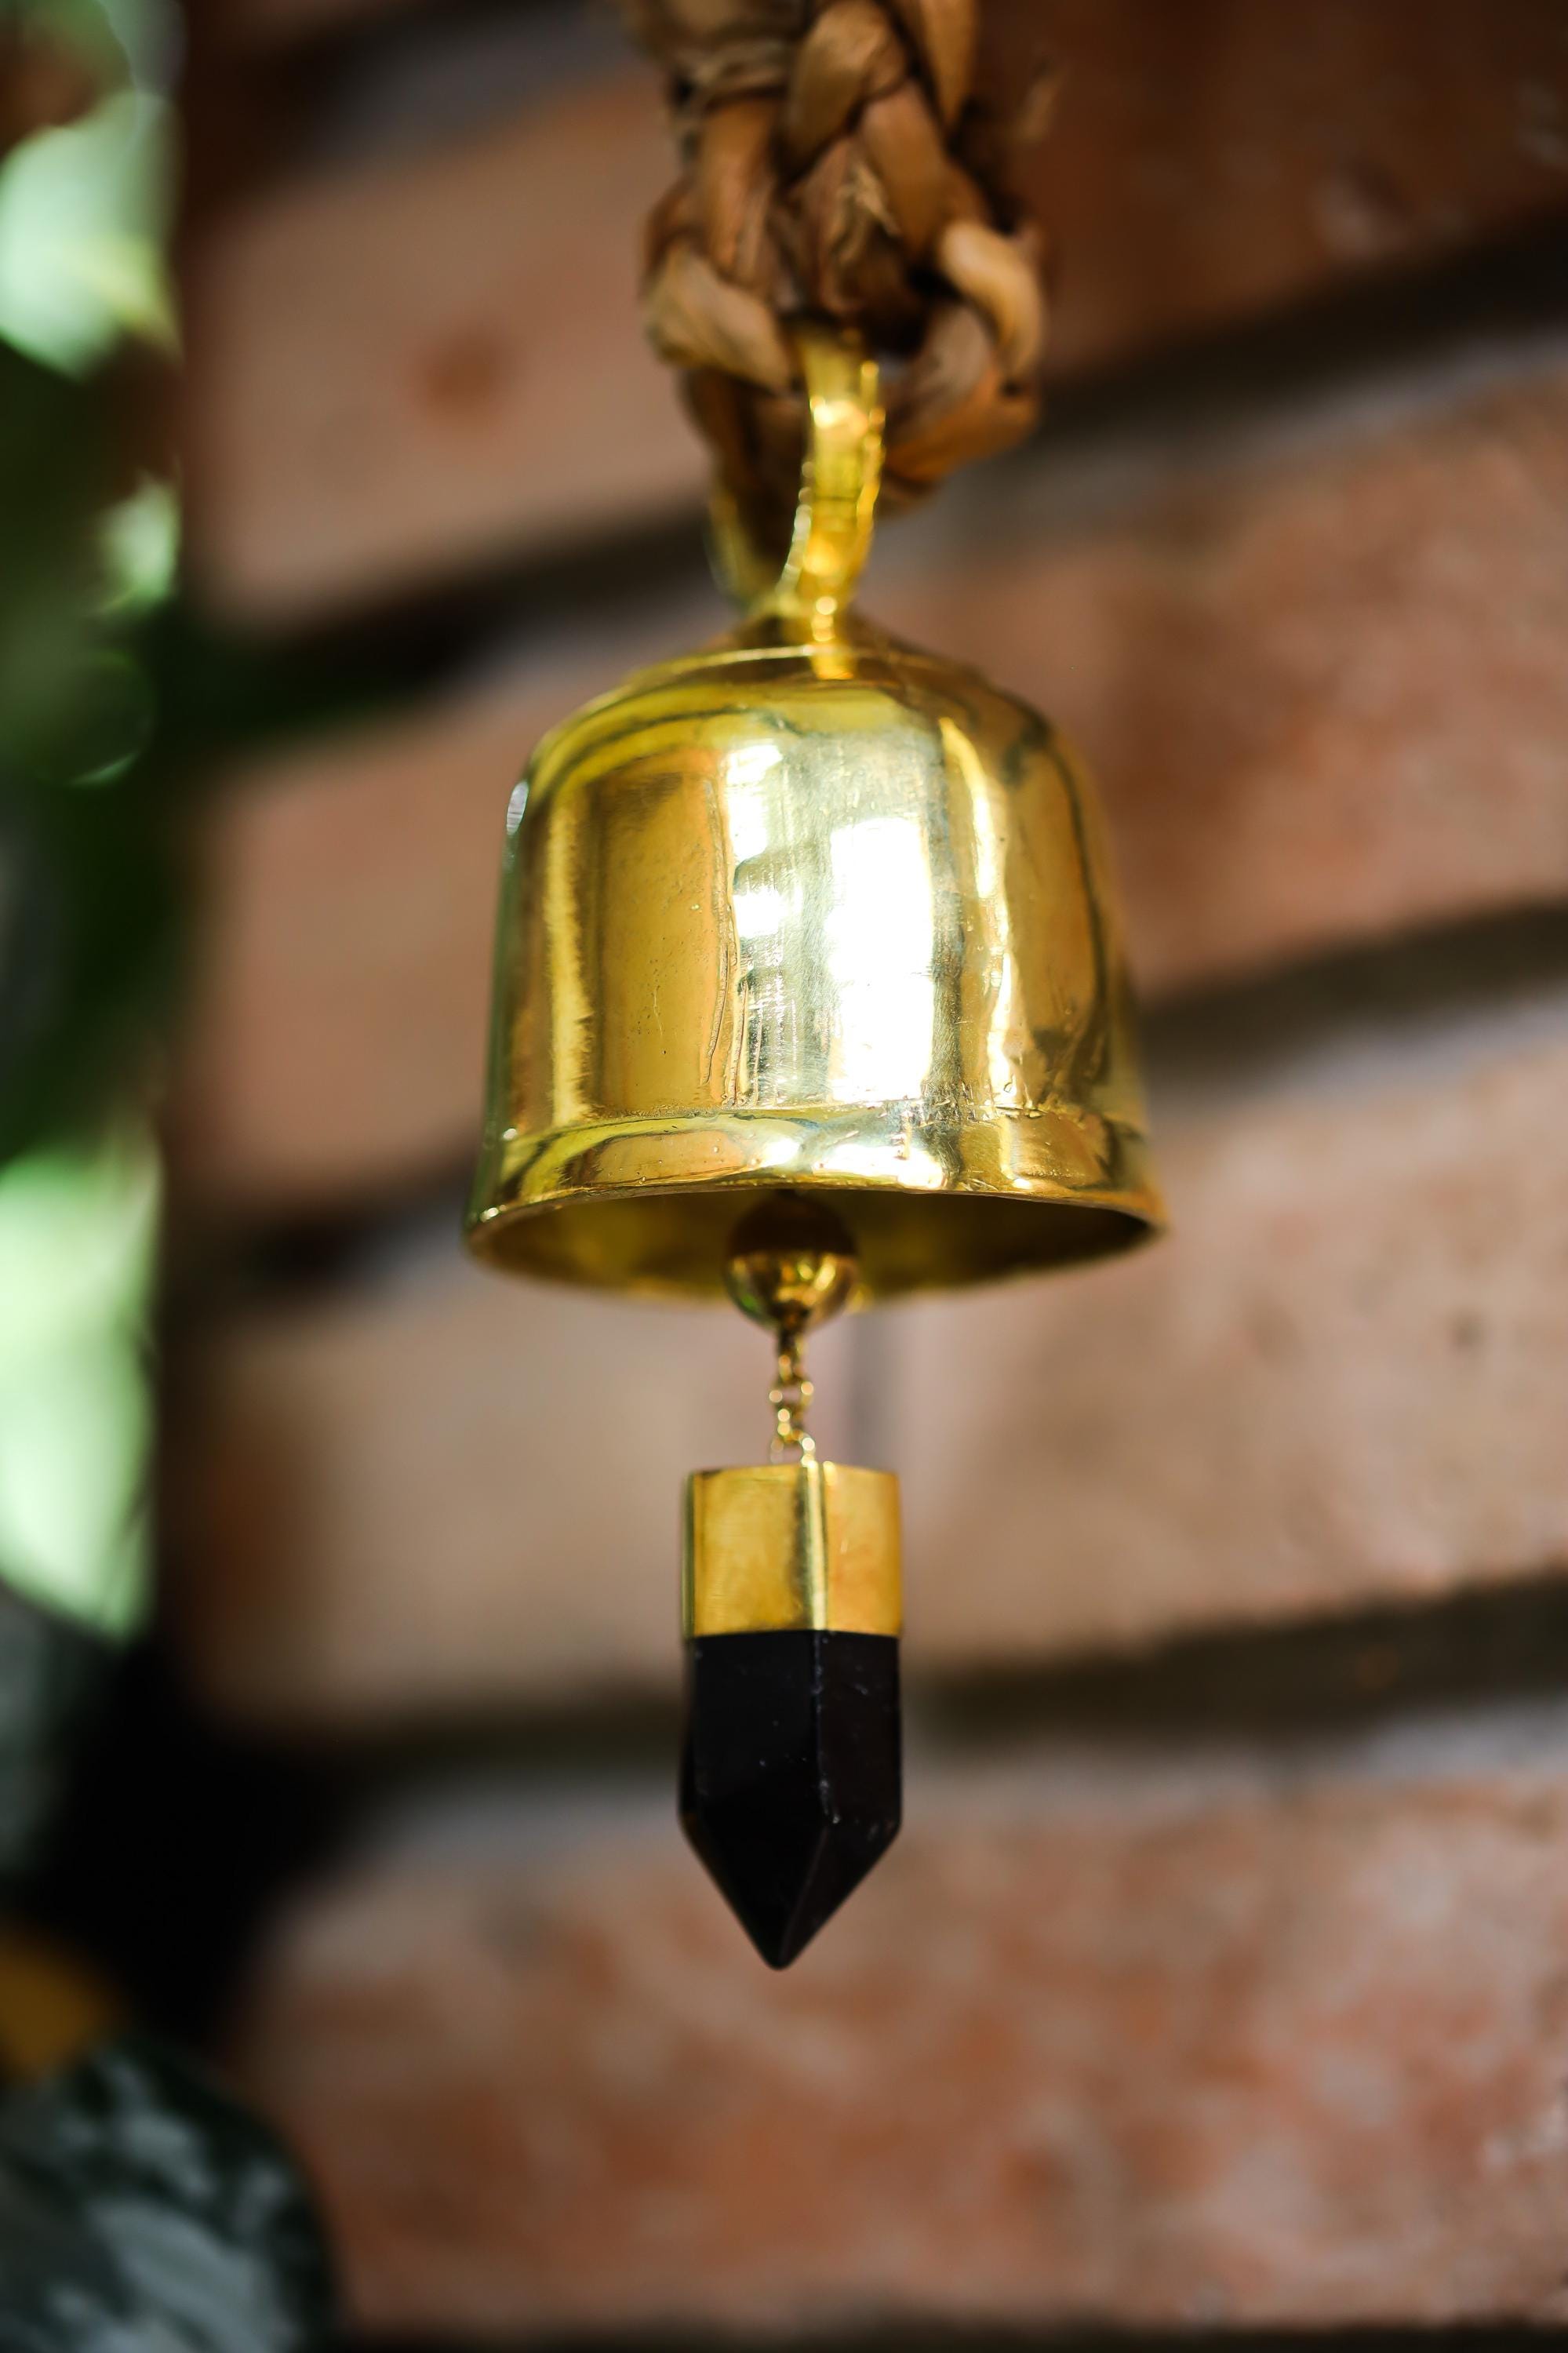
[0,0,180,1658]
[0,0,181,1164]
[0,28,349,2337]
[0,336,179,1169]
[0,1,421,1653]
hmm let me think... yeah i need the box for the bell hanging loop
[708,325,884,638]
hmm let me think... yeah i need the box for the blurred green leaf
[98,475,178,614]
[0,1126,157,1638]
[0,340,180,1165]
[0,87,175,374]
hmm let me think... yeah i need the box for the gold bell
[467,329,1162,1963]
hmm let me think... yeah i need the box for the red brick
[184,0,1568,622]
[176,364,1568,1208]
[173,1013,1568,1724]
[184,75,691,624]
[176,689,548,1205]
[170,1254,860,1726]
[898,1019,1568,1665]
[230,1758,1568,2333]
[883,362,1568,998]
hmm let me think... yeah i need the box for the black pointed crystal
[680,1630,900,1967]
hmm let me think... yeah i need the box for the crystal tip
[679,1629,901,1968]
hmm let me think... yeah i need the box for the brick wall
[173,0,1568,2340]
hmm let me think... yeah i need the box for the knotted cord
[618,0,1053,560]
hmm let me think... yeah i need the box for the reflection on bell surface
[464,338,1163,1302]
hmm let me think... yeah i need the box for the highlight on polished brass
[684,1460,902,1638]
[465,325,1164,1301]
[466,322,1163,1966]
[723,1191,857,1362]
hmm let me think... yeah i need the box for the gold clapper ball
[464,327,1165,1965]
[723,1190,859,1348]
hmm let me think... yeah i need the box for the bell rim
[465,1104,1165,1304]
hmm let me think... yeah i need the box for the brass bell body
[465,341,1162,1295]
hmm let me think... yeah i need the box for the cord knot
[620,0,1053,557]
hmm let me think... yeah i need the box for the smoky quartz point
[680,1629,900,1968]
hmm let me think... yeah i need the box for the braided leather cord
[620,0,1053,563]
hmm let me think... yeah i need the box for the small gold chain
[769,1334,816,1462]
